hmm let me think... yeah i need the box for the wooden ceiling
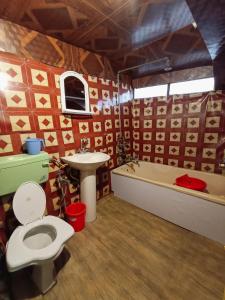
[186,0,225,89]
[0,0,214,78]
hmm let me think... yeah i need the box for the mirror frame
[60,71,92,115]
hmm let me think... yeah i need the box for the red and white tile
[95,136,103,147]
[155,145,164,154]
[102,89,110,100]
[205,116,220,128]
[38,115,54,130]
[34,93,51,108]
[9,115,31,131]
[170,132,181,142]
[171,104,183,114]
[204,133,218,144]
[156,119,166,128]
[183,161,195,170]
[187,117,199,128]
[186,133,198,143]
[133,120,140,128]
[123,119,129,128]
[202,148,216,159]
[143,132,152,140]
[168,159,178,167]
[207,100,222,112]
[31,69,48,86]
[79,122,89,133]
[93,122,102,132]
[106,133,113,144]
[59,115,72,128]
[0,135,13,153]
[0,61,23,83]
[169,146,180,155]
[201,163,215,173]
[154,157,163,163]
[144,107,153,116]
[133,132,140,140]
[143,120,152,128]
[44,131,58,147]
[157,106,167,115]
[184,147,197,157]
[188,102,201,113]
[171,118,182,128]
[91,104,100,115]
[62,130,74,144]
[89,87,98,99]
[3,90,27,108]
[156,132,165,141]
[143,144,151,152]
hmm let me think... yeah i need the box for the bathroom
[0,0,225,299]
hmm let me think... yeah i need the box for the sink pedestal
[80,170,96,222]
[61,152,110,223]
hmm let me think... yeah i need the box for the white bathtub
[111,161,225,244]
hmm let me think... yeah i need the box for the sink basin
[61,152,110,171]
[61,152,110,223]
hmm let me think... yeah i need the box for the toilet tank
[0,152,49,196]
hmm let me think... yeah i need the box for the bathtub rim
[112,164,225,206]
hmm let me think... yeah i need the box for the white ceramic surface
[6,182,74,293]
[61,152,110,171]
[112,161,225,244]
[62,152,110,222]
[13,181,46,225]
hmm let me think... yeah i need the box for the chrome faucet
[125,162,135,172]
[126,156,140,166]
[79,138,89,153]
[124,156,140,171]
[131,158,140,167]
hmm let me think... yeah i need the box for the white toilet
[6,181,74,294]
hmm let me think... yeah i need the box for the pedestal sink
[61,152,110,222]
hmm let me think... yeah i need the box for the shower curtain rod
[117,56,169,74]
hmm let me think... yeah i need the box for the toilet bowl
[6,181,74,293]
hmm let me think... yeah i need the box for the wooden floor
[11,194,225,300]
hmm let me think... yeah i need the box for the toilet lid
[13,181,46,225]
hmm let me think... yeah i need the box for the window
[134,84,168,99]
[169,77,214,95]
[134,77,215,99]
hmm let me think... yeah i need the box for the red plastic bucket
[176,174,207,191]
[65,202,86,232]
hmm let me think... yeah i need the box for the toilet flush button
[12,181,46,225]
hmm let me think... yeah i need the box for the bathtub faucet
[132,158,140,167]
[125,162,135,172]
[125,156,140,167]
[128,156,140,167]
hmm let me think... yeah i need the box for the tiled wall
[0,51,132,239]
[130,92,225,174]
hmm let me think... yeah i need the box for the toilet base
[32,260,56,294]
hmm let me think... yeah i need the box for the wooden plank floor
[11,194,225,300]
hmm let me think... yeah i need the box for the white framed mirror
[60,71,92,115]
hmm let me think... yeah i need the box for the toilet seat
[13,181,46,225]
[6,182,74,272]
